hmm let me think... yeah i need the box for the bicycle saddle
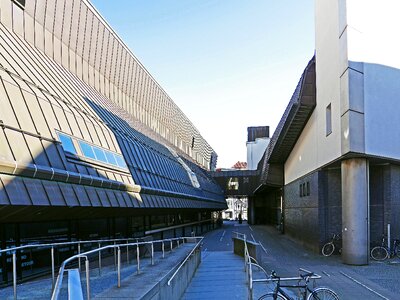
[300,271,314,280]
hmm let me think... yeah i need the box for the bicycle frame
[389,239,400,257]
[274,283,308,299]
[271,277,315,299]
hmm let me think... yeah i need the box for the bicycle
[258,269,339,300]
[370,235,400,261]
[322,234,341,257]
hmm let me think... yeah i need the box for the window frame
[326,103,332,136]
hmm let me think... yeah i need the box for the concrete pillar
[247,197,256,225]
[341,158,369,265]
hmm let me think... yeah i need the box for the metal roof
[258,57,316,189]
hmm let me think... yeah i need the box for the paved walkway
[224,223,400,300]
[181,251,247,300]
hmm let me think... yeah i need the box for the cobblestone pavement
[206,221,400,300]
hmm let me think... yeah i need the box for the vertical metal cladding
[0,0,226,212]
[0,0,214,169]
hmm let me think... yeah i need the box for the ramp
[182,251,247,299]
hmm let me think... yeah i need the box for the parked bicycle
[258,269,339,300]
[322,234,341,257]
[370,235,400,261]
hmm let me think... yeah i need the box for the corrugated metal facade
[0,0,216,169]
[0,0,226,221]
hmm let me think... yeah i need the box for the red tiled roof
[232,161,247,170]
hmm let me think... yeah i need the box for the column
[247,196,256,225]
[341,158,369,265]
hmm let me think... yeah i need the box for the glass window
[105,151,117,166]
[93,146,107,163]
[115,154,127,168]
[79,141,96,160]
[326,103,332,136]
[58,133,77,155]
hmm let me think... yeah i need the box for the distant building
[246,126,270,170]
[231,161,247,170]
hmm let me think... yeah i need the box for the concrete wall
[285,0,342,184]
[232,237,258,261]
[286,0,400,184]
[143,244,201,300]
[338,0,400,160]
[247,138,270,170]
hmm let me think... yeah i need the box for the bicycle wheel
[307,287,339,300]
[371,246,388,261]
[322,243,335,256]
[258,292,287,300]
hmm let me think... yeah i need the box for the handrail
[51,236,195,300]
[145,219,212,235]
[231,231,264,300]
[1,236,142,300]
[167,237,203,286]
[253,267,321,283]
[0,237,140,254]
[232,231,247,240]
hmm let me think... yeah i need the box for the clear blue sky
[91,0,315,168]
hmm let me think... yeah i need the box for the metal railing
[0,218,216,300]
[233,232,322,300]
[50,236,202,300]
[0,236,142,300]
[232,231,269,300]
[167,237,203,286]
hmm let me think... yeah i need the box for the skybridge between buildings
[210,170,260,198]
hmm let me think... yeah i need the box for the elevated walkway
[182,251,247,299]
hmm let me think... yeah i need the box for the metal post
[78,243,81,271]
[249,263,253,300]
[98,243,102,276]
[126,239,129,264]
[51,247,55,291]
[162,242,165,258]
[151,243,154,265]
[13,252,17,300]
[117,248,121,288]
[177,240,180,248]
[114,241,117,270]
[388,223,391,251]
[85,259,90,300]
[170,240,173,252]
[136,244,140,274]
[244,246,247,272]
